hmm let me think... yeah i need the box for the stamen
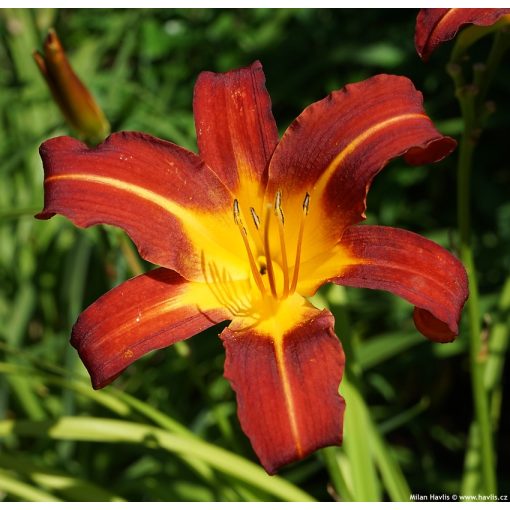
[263,204,278,299]
[290,192,310,294]
[274,191,289,298]
[274,190,284,224]
[250,207,260,230]
[303,192,310,215]
[233,199,242,225]
[233,199,266,296]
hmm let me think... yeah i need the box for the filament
[263,204,278,299]
[275,191,289,298]
[233,192,309,301]
[290,192,310,294]
[233,199,266,296]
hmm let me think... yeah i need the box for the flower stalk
[450,26,510,495]
[456,124,495,494]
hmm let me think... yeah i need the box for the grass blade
[341,376,381,501]
[0,416,315,502]
[0,453,124,502]
[0,468,61,502]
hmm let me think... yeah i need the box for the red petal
[221,308,345,474]
[72,268,230,389]
[333,225,468,342]
[194,61,279,198]
[266,75,455,247]
[416,8,510,61]
[413,308,459,343]
[36,132,244,280]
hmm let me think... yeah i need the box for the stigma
[233,190,310,301]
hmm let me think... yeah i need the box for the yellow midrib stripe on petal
[47,173,247,277]
[250,294,313,458]
[274,335,303,458]
[48,173,210,232]
[313,113,428,196]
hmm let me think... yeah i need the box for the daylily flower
[36,62,468,474]
[34,29,110,144]
[416,8,510,61]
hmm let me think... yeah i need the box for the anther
[303,192,310,215]
[275,190,285,224]
[233,199,241,225]
[250,207,261,230]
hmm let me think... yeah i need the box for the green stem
[454,70,497,497]
[451,25,510,495]
[448,28,510,494]
[484,277,510,424]
[477,28,510,109]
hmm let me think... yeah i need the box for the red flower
[37,62,468,474]
[415,8,510,61]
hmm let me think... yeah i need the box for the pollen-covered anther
[250,207,261,230]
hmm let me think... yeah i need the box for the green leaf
[341,377,411,501]
[0,468,61,502]
[0,416,315,502]
[0,453,124,502]
[358,331,424,370]
[321,447,354,502]
[341,377,381,501]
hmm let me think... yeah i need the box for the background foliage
[0,8,508,502]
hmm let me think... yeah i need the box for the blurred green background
[0,8,508,502]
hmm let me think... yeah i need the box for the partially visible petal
[332,225,468,342]
[221,297,345,474]
[72,267,230,389]
[37,132,248,281]
[194,61,279,207]
[413,308,460,343]
[266,75,455,263]
[416,8,510,61]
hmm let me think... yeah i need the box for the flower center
[233,190,310,301]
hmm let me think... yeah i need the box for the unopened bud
[34,29,110,145]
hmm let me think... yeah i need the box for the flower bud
[34,29,110,145]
